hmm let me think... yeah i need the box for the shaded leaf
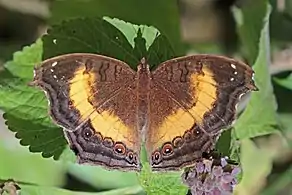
[67,162,140,190]
[42,18,139,68]
[274,74,292,91]
[60,145,141,191]
[147,34,176,69]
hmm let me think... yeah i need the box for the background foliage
[0,0,292,195]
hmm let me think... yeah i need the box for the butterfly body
[136,58,151,142]
[32,53,257,172]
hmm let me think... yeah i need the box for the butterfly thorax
[136,58,151,139]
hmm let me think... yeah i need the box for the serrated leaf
[4,113,66,159]
[233,2,279,139]
[0,41,67,159]
[139,164,188,195]
[4,40,43,80]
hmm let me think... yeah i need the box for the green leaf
[43,17,175,69]
[3,113,66,159]
[278,113,292,133]
[0,41,67,159]
[215,130,232,157]
[4,40,43,80]
[234,139,273,195]
[233,2,280,139]
[147,34,176,69]
[49,0,183,55]
[233,0,268,64]
[139,163,188,195]
[274,74,292,91]
[42,17,139,68]
[260,154,292,195]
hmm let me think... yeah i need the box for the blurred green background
[0,0,292,195]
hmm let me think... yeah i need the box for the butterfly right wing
[146,54,257,171]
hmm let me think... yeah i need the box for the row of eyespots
[152,127,202,162]
[82,128,138,164]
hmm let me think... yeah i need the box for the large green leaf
[233,1,279,139]
[235,0,267,64]
[231,1,287,194]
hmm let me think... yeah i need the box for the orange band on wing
[68,67,134,148]
[151,66,217,148]
[189,66,217,124]
[152,109,195,147]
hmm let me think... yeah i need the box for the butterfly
[32,53,257,171]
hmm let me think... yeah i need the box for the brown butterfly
[32,53,257,171]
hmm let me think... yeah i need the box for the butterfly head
[137,58,151,77]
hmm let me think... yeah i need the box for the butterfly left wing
[147,54,257,171]
[32,53,141,171]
